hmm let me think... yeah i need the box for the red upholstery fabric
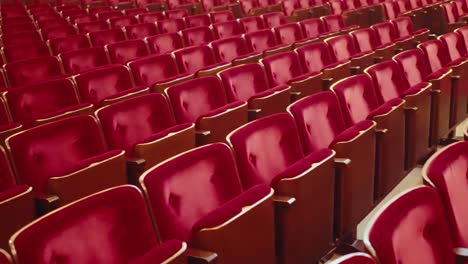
[129,240,185,264]
[330,253,376,264]
[5,78,87,128]
[211,37,255,63]
[240,0,259,14]
[129,54,184,86]
[366,97,404,119]
[173,45,218,74]
[157,18,186,33]
[41,25,77,40]
[238,16,265,33]
[165,76,230,123]
[0,146,16,193]
[139,12,165,23]
[213,20,243,39]
[274,23,305,45]
[97,11,124,20]
[123,8,147,16]
[326,34,362,64]
[321,14,347,33]
[109,15,138,28]
[142,143,254,242]
[49,34,91,55]
[165,8,188,18]
[425,141,468,248]
[4,56,64,87]
[77,20,110,34]
[391,16,425,39]
[227,113,309,188]
[181,26,214,46]
[262,51,305,87]
[372,22,398,46]
[262,12,286,28]
[7,115,108,195]
[3,41,50,63]
[419,40,450,76]
[350,28,380,53]
[96,94,179,156]
[456,26,468,51]
[440,32,468,64]
[300,18,328,39]
[366,186,456,264]
[1,31,41,46]
[185,14,211,27]
[245,29,281,53]
[1,22,36,35]
[11,185,163,264]
[393,49,429,88]
[60,47,110,74]
[74,64,142,106]
[146,32,184,55]
[219,63,274,102]
[106,40,149,64]
[124,23,158,40]
[88,28,126,47]
[296,42,335,74]
[366,60,411,104]
[210,10,234,23]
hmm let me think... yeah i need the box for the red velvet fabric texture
[239,16,265,33]
[440,32,468,63]
[173,45,217,74]
[12,186,161,264]
[109,15,138,28]
[5,78,85,128]
[185,14,211,27]
[366,60,411,104]
[210,11,234,23]
[49,34,91,55]
[97,94,179,156]
[245,29,280,53]
[76,21,110,34]
[211,37,253,63]
[124,23,158,40]
[296,42,335,74]
[419,40,451,75]
[165,8,188,18]
[74,64,139,106]
[88,28,126,47]
[367,186,456,264]
[371,22,398,46]
[7,115,109,195]
[274,23,305,45]
[166,76,230,124]
[332,253,376,264]
[219,63,273,102]
[142,143,249,242]
[106,40,150,64]
[59,47,110,74]
[228,113,308,189]
[262,51,306,87]
[0,250,11,264]
[4,56,63,87]
[322,14,346,32]
[129,54,183,86]
[212,21,243,39]
[139,12,165,23]
[129,240,185,264]
[157,18,186,34]
[391,16,418,38]
[326,34,360,64]
[393,49,430,88]
[300,18,328,39]
[262,12,286,28]
[2,31,41,46]
[425,141,468,248]
[146,32,184,55]
[456,27,468,52]
[0,146,16,192]
[42,25,77,41]
[350,28,380,53]
[3,41,50,63]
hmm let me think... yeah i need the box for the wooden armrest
[431,89,442,94]
[126,158,146,167]
[350,66,360,74]
[248,109,262,113]
[322,78,333,89]
[187,248,218,264]
[375,128,388,135]
[404,106,419,112]
[36,194,60,215]
[273,195,296,206]
[373,56,383,63]
[196,130,211,136]
[334,158,351,170]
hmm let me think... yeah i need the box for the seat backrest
[124,23,158,40]
[371,22,397,46]
[70,14,96,24]
[443,2,459,23]
[97,10,124,20]
[240,0,259,14]
[123,8,147,16]
[165,8,189,19]
[146,32,184,55]
[245,29,279,53]
[382,1,399,20]
[49,34,91,55]
[1,22,36,35]
[173,45,217,74]
[41,24,77,40]
[5,78,80,128]
[321,14,345,33]
[391,16,415,39]
[10,185,160,264]
[4,56,63,88]
[365,60,409,104]
[210,10,234,23]
[96,94,176,155]
[181,26,215,46]
[364,186,456,264]
[109,15,138,29]
[227,113,305,188]
[296,42,336,73]
[262,12,287,28]
[88,6,112,16]
[282,0,300,16]
[74,64,135,105]
[157,18,186,33]
[59,47,110,74]
[88,28,127,46]
[184,13,211,27]
[300,18,326,39]
[140,143,245,242]
[3,40,51,63]
[326,34,357,63]
[77,20,110,34]
[139,11,165,23]
[349,28,378,53]
[6,115,106,195]
[456,26,468,50]
[274,22,304,45]
[329,0,345,15]
[219,63,271,102]
[423,141,468,248]
[393,49,429,87]
[418,39,450,75]
[37,18,69,30]
[261,51,303,87]
[238,16,265,33]
[1,31,42,46]
[395,0,410,13]
[211,36,249,63]
[106,39,150,64]
[212,20,243,39]
[128,54,180,86]
[288,91,348,154]
[165,76,228,123]
[331,74,380,127]
[440,32,467,62]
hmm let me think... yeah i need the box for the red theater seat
[325,34,375,74]
[48,34,91,55]
[245,28,291,56]
[2,41,51,63]
[123,8,148,16]
[0,250,11,264]
[88,28,127,46]
[299,18,334,41]
[106,39,150,64]
[109,15,139,28]
[181,26,215,46]
[124,23,159,39]
[6,115,127,208]
[74,64,149,107]
[331,74,406,198]
[138,11,166,23]
[219,63,291,119]
[76,20,110,34]
[146,32,184,55]
[227,113,335,263]
[274,22,312,47]
[1,22,36,35]
[184,13,211,27]
[262,11,286,27]
[288,91,376,239]
[166,76,248,145]
[329,253,376,264]
[96,11,124,21]
[173,45,230,77]
[371,21,415,52]
[212,20,243,39]
[41,25,77,40]
[37,18,69,30]
[1,31,42,46]
[96,94,195,180]
[391,16,429,44]
[238,16,265,33]
[4,78,93,128]
[140,143,275,263]
[59,47,111,74]
[321,14,358,34]
[4,56,64,87]
[210,10,234,23]
[165,8,189,19]
[349,27,396,62]
[157,18,186,33]
[211,36,262,65]
[10,185,187,264]
[364,186,456,264]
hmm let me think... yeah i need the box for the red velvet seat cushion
[330,120,374,147]
[425,67,451,81]
[33,103,92,123]
[197,101,244,121]
[133,123,193,148]
[248,84,290,102]
[367,98,403,119]
[0,184,29,202]
[400,82,431,97]
[99,86,148,104]
[447,57,467,67]
[288,71,321,83]
[129,240,185,264]
[53,149,122,177]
